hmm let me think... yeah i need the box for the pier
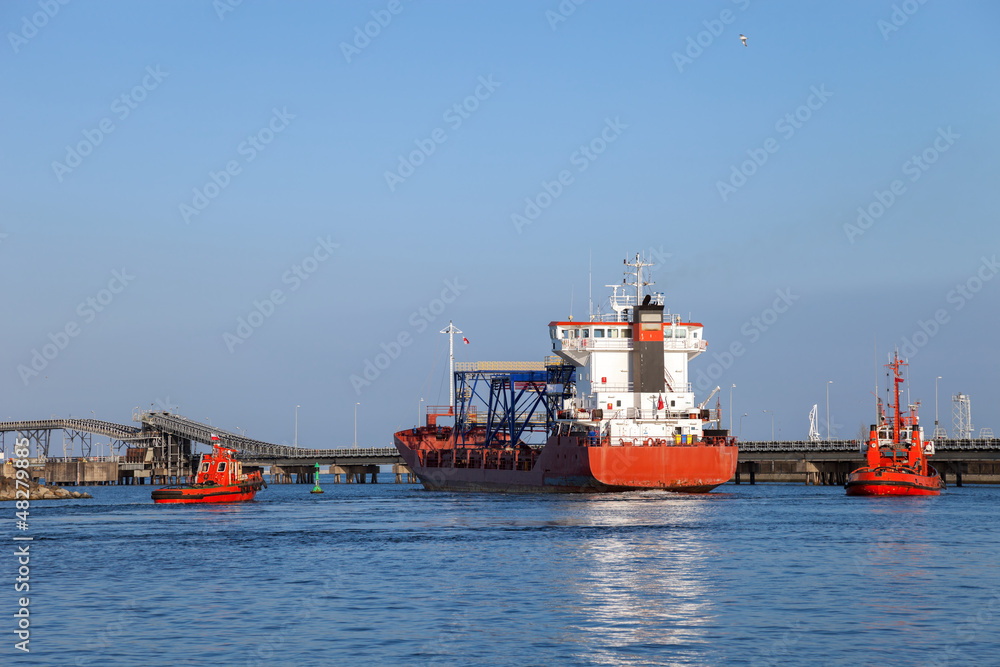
[0,412,416,486]
[735,439,1000,486]
[2,414,999,486]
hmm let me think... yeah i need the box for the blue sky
[2,0,997,448]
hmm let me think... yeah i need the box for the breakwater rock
[0,475,92,501]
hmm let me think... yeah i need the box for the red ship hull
[394,428,737,493]
[845,467,944,497]
[151,479,264,504]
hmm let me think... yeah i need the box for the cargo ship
[845,352,945,496]
[152,435,266,504]
[394,254,738,493]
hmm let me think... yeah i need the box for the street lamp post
[826,380,833,441]
[354,402,360,449]
[739,412,748,439]
[729,384,735,432]
[763,410,774,440]
[295,405,300,447]
[418,398,424,426]
[935,375,942,435]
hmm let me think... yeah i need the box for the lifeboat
[845,352,944,497]
[152,436,265,504]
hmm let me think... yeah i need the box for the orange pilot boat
[845,352,945,497]
[152,436,266,504]
[394,253,738,493]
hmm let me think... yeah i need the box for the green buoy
[310,462,324,494]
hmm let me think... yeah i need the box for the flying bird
[739,34,748,47]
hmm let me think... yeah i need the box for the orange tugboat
[152,435,266,504]
[845,352,945,497]
[394,254,738,493]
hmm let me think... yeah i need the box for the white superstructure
[547,254,719,444]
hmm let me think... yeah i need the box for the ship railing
[592,383,634,393]
[584,435,719,447]
[738,440,861,452]
[42,456,121,463]
[607,408,703,421]
[590,382,686,394]
[935,437,1000,450]
[585,381,694,395]
[556,338,707,353]
[558,339,633,352]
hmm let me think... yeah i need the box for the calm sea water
[3,479,999,666]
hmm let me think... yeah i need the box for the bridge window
[623,328,632,338]
[217,462,227,472]
[593,329,604,337]
[201,463,209,471]
[608,329,619,338]
[550,327,557,339]
[561,329,570,338]
[675,329,687,338]
[581,329,590,338]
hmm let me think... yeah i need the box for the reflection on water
[564,496,716,665]
[5,483,1000,666]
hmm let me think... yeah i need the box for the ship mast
[623,253,653,305]
[888,351,908,443]
[440,321,462,410]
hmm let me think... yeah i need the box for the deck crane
[698,386,721,410]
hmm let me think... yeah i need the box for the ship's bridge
[548,315,706,366]
[547,313,705,417]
